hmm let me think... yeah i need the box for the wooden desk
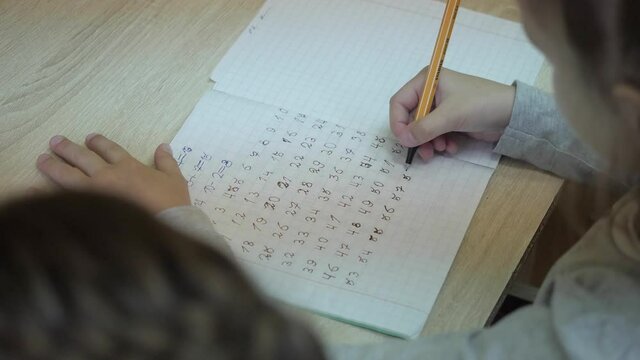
[0,0,562,344]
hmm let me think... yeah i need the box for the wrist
[486,83,517,131]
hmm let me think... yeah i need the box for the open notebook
[171,0,544,338]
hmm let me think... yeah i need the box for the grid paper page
[210,0,543,169]
[171,90,494,338]
[367,0,531,43]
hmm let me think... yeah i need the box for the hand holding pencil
[403,0,461,164]
[390,0,517,162]
[390,68,517,160]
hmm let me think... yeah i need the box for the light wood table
[0,0,562,345]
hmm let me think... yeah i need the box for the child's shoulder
[544,188,640,275]
[535,189,640,357]
[538,189,640,325]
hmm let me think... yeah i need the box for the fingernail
[37,154,50,164]
[50,135,65,146]
[161,143,173,155]
[86,133,99,142]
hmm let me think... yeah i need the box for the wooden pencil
[406,0,461,164]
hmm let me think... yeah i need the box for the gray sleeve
[157,206,233,257]
[329,305,566,360]
[494,81,605,183]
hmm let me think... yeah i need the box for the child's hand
[36,134,191,213]
[390,68,516,160]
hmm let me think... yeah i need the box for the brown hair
[0,192,325,360]
[557,1,640,237]
[561,0,640,179]
[561,0,640,92]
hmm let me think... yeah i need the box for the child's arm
[390,68,605,183]
[495,81,606,183]
[158,206,232,256]
[36,134,191,213]
[36,133,234,255]
[37,135,231,255]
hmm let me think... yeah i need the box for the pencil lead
[405,147,418,165]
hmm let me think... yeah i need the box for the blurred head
[0,192,325,360]
[519,0,640,175]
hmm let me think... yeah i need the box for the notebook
[171,0,544,338]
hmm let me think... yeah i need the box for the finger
[432,135,447,152]
[85,133,131,164]
[406,104,459,147]
[417,143,435,160]
[445,137,459,154]
[154,143,182,176]
[49,135,108,175]
[36,154,90,189]
[390,69,428,143]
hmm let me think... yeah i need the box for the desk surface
[0,0,562,344]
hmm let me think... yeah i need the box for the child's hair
[561,0,640,92]
[0,192,325,360]
[555,1,640,239]
[560,0,640,181]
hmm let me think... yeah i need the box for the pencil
[406,0,461,165]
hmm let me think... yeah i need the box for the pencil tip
[405,147,418,165]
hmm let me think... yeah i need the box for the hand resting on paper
[36,134,191,213]
[390,68,516,160]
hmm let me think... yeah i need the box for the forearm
[157,205,233,256]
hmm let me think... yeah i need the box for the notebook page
[366,0,530,42]
[171,90,494,338]
[210,0,543,169]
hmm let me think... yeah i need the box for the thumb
[154,143,181,175]
[406,104,460,147]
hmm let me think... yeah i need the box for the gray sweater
[160,82,640,359]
